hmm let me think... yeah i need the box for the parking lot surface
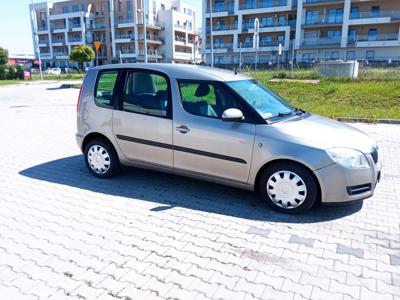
[0,82,399,300]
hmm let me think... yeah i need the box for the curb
[337,117,400,125]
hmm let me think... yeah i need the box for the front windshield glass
[226,80,293,119]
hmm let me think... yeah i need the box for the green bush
[0,65,25,80]
[0,65,6,80]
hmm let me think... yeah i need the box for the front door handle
[176,125,190,134]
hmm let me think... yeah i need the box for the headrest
[195,83,210,97]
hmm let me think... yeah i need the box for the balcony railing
[50,24,66,30]
[206,2,235,13]
[116,33,133,39]
[207,23,238,32]
[350,10,400,20]
[54,52,68,56]
[117,19,134,25]
[348,33,399,44]
[304,0,343,4]
[206,43,234,50]
[69,24,81,30]
[174,23,192,30]
[303,15,343,25]
[37,26,48,31]
[39,40,49,44]
[68,37,82,42]
[140,35,163,42]
[51,38,66,44]
[138,50,163,57]
[240,40,281,48]
[239,0,287,10]
[93,23,105,29]
[242,20,295,30]
[302,37,341,46]
[118,49,135,54]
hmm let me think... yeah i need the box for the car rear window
[95,71,119,108]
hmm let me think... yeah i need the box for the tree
[0,47,9,65]
[69,45,95,70]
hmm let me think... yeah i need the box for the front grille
[347,183,372,196]
[371,148,378,164]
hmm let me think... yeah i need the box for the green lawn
[247,68,400,120]
[0,80,26,86]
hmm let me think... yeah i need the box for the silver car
[76,64,381,214]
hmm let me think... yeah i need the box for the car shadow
[19,155,363,223]
[46,84,79,90]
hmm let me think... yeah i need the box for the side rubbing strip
[116,134,247,164]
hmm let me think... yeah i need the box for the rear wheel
[258,162,317,214]
[84,138,120,178]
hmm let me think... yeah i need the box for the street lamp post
[31,0,43,80]
[209,0,214,67]
[138,0,148,63]
[253,18,260,71]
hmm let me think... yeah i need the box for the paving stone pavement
[0,83,399,300]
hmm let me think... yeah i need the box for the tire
[84,138,120,179]
[258,162,318,214]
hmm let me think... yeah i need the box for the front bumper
[315,153,381,203]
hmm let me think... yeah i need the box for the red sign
[23,70,31,80]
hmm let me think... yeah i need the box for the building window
[371,6,380,18]
[72,5,79,12]
[118,0,122,12]
[366,50,375,60]
[81,4,86,11]
[350,7,360,19]
[302,53,316,62]
[325,51,339,60]
[346,51,355,61]
[368,29,377,41]
[305,10,319,25]
[62,6,69,13]
[327,8,343,24]
[348,29,357,43]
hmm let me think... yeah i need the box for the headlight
[326,148,369,169]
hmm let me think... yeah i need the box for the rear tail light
[77,85,83,112]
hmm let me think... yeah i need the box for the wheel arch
[254,158,322,203]
[82,132,120,162]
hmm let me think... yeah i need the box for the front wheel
[84,138,120,179]
[258,162,318,214]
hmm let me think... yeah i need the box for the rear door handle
[176,125,190,134]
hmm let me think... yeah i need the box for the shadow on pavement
[19,155,363,223]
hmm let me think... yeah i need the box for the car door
[173,80,256,183]
[112,69,173,169]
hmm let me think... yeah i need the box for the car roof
[91,63,252,82]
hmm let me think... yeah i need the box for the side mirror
[222,108,244,122]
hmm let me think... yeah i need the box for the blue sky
[0,0,202,55]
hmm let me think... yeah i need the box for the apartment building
[29,0,201,67]
[203,0,400,66]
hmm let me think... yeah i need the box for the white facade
[203,0,400,66]
[29,0,200,67]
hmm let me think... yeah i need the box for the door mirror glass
[222,108,244,122]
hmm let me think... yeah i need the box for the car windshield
[226,80,294,119]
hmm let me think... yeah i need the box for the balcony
[242,20,295,31]
[68,36,82,43]
[348,33,400,47]
[303,15,343,26]
[37,26,48,32]
[207,23,238,33]
[51,38,66,46]
[69,23,82,31]
[303,0,344,4]
[240,40,280,48]
[302,37,341,47]
[205,43,234,52]
[116,19,134,28]
[174,23,192,31]
[50,24,66,31]
[207,2,235,13]
[350,10,400,20]
[92,23,105,30]
[239,0,287,10]
[38,40,49,46]
[139,35,163,44]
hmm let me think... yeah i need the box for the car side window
[95,71,119,107]
[121,71,169,118]
[178,81,242,119]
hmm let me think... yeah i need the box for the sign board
[94,40,102,51]
[253,18,260,50]
[278,43,282,55]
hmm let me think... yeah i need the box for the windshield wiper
[265,110,294,120]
